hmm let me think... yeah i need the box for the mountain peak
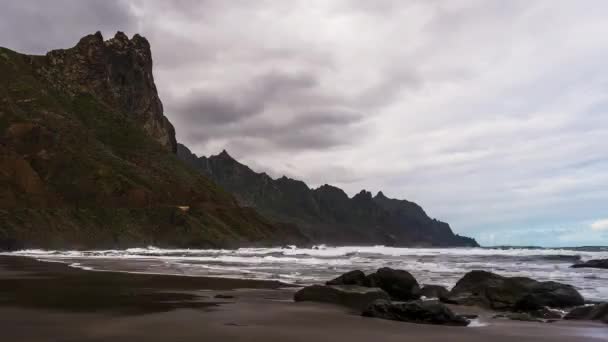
[44,31,177,153]
[216,149,235,160]
[178,147,479,247]
[375,191,387,199]
[113,31,129,42]
[353,189,373,200]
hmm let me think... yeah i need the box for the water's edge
[4,246,608,302]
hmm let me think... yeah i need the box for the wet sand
[0,256,605,341]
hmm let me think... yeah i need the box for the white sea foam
[3,245,607,301]
[467,319,488,328]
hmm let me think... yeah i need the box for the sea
[4,245,608,302]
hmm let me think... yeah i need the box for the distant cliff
[0,32,307,249]
[178,145,479,247]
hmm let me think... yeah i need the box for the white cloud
[591,219,608,231]
[2,0,608,246]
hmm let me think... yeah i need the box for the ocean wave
[9,245,607,260]
[3,245,607,301]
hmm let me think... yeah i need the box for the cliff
[0,32,307,249]
[38,31,176,152]
[177,144,479,247]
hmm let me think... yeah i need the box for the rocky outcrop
[0,33,308,249]
[570,259,608,269]
[324,268,422,301]
[362,299,469,326]
[364,267,421,301]
[177,144,479,247]
[565,303,608,323]
[38,31,176,152]
[514,281,585,311]
[445,270,584,310]
[294,285,390,310]
[326,270,367,286]
[420,285,450,299]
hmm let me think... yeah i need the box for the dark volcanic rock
[514,281,584,311]
[571,259,608,269]
[326,270,367,286]
[565,303,608,323]
[446,271,534,309]
[446,270,583,310]
[420,285,450,299]
[177,143,479,247]
[362,299,469,326]
[41,31,176,152]
[294,285,390,310]
[364,267,421,301]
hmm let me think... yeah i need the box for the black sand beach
[0,256,605,341]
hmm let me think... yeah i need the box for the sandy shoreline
[0,256,605,341]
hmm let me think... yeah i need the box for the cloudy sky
[2,0,607,246]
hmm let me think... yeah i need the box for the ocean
[4,245,608,302]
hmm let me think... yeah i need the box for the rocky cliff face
[37,31,176,152]
[177,144,479,247]
[0,32,307,249]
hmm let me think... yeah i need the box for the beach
[0,256,605,342]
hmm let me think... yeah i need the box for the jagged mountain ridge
[177,145,479,247]
[0,31,307,249]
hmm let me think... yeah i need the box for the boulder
[446,271,535,309]
[362,299,469,326]
[294,285,390,310]
[364,267,421,301]
[564,303,608,323]
[571,259,608,269]
[420,285,450,299]
[446,270,584,311]
[326,270,367,286]
[514,281,584,310]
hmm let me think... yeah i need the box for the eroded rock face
[293,285,390,310]
[446,270,584,310]
[326,270,367,286]
[362,299,469,326]
[38,31,176,152]
[364,267,421,301]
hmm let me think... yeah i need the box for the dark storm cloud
[0,0,136,54]
[168,66,368,152]
[181,105,368,152]
[170,70,320,125]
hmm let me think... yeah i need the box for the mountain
[0,31,307,250]
[177,145,479,247]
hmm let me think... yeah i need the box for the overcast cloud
[2,0,607,246]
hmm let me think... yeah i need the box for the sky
[1,0,607,247]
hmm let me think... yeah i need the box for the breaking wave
[3,245,608,301]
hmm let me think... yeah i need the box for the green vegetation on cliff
[178,145,479,247]
[0,33,305,249]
